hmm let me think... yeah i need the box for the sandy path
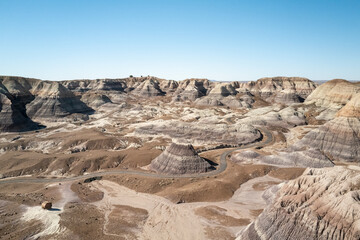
[92,175,282,240]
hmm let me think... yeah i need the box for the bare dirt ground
[0,99,312,239]
[0,163,304,240]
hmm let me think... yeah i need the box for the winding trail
[0,127,273,184]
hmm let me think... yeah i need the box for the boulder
[41,201,52,210]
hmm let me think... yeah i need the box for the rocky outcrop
[237,166,360,240]
[131,78,165,97]
[305,79,360,120]
[26,82,92,120]
[336,93,360,118]
[60,76,317,107]
[172,79,212,102]
[195,82,255,108]
[296,82,360,162]
[159,79,179,94]
[60,78,127,93]
[294,117,360,162]
[80,92,112,108]
[60,76,317,108]
[1,75,319,131]
[150,142,213,174]
[239,77,317,104]
[306,79,360,108]
[0,82,41,132]
[0,76,93,124]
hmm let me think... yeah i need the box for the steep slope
[305,79,360,120]
[131,78,165,97]
[26,82,93,120]
[237,166,360,240]
[336,93,360,118]
[0,82,41,132]
[295,93,360,162]
[172,79,212,102]
[305,79,360,108]
[159,79,179,94]
[80,92,112,108]
[0,76,93,123]
[150,142,213,174]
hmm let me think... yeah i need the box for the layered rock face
[25,82,93,120]
[0,82,40,132]
[131,78,165,97]
[295,94,360,162]
[172,79,212,102]
[150,142,213,174]
[237,166,360,240]
[80,92,112,108]
[60,78,127,92]
[239,77,317,104]
[60,76,317,108]
[195,82,255,108]
[295,116,360,162]
[305,79,360,120]
[61,76,175,97]
[1,75,319,131]
[159,79,179,94]
[336,93,360,118]
[0,76,93,125]
[306,79,360,108]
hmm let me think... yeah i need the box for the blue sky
[0,0,359,81]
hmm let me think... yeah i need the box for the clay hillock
[295,92,360,162]
[295,116,360,162]
[131,78,165,97]
[150,141,213,174]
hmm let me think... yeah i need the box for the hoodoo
[150,141,213,174]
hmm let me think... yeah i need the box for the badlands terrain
[0,75,359,239]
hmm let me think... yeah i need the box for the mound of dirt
[150,142,213,174]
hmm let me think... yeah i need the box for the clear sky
[0,0,359,81]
